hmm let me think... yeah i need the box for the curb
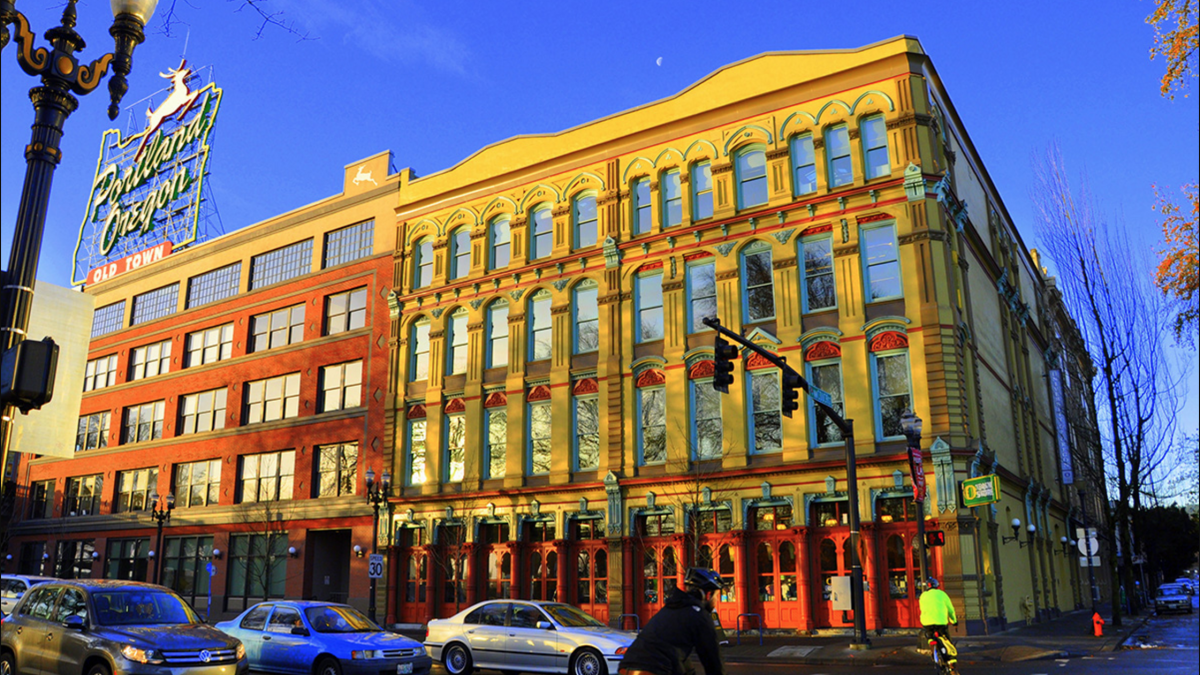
[1114,613,1155,651]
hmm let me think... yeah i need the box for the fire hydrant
[1092,612,1105,637]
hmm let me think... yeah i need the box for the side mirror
[535,621,553,630]
[291,626,311,637]
[62,615,86,630]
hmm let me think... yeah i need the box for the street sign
[367,553,384,579]
[810,386,833,408]
[961,475,1000,507]
[1080,556,1101,567]
[1077,536,1099,556]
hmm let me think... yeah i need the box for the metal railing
[614,613,641,631]
[736,613,763,646]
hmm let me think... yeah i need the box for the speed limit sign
[368,553,384,579]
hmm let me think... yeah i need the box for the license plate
[398,664,413,674]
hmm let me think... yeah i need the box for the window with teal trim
[826,125,852,188]
[806,358,844,445]
[528,401,552,475]
[635,272,664,342]
[573,395,600,471]
[490,217,511,270]
[485,408,507,479]
[691,161,713,221]
[410,319,431,382]
[445,413,466,482]
[862,115,890,179]
[574,282,599,354]
[662,170,682,227]
[407,418,427,485]
[862,224,901,301]
[574,194,598,248]
[638,386,666,464]
[447,309,468,375]
[735,146,767,209]
[801,236,836,312]
[487,302,509,368]
[686,259,717,333]
[450,227,471,280]
[529,291,552,361]
[414,238,434,289]
[790,135,817,195]
[690,378,722,460]
[530,206,553,260]
[749,370,781,453]
[741,244,775,323]
[633,178,652,234]
[872,350,910,439]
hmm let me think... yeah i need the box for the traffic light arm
[701,317,850,433]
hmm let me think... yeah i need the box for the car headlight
[351,650,381,659]
[236,642,247,661]
[416,645,426,656]
[121,645,164,665]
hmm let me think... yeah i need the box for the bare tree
[156,0,314,41]
[231,499,292,602]
[657,421,741,565]
[425,495,477,617]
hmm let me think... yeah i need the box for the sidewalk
[718,604,1152,666]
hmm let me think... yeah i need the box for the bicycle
[926,625,959,675]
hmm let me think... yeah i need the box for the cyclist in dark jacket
[620,567,727,675]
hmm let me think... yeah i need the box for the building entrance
[306,530,350,603]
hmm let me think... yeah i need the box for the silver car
[1154,583,1194,615]
[425,601,632,675]
[1,574,56,616]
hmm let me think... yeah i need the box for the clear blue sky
[3,0,1197,440]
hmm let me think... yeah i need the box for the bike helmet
[684,567,725,593]
[927,578,940,589]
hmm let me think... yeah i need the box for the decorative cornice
[445,398,466,413]
[573,378,599,395]
[773,257,798,269]
[635,369,666,388]
[688,360,716,379]
[800,223,832,237]
[746,352,775,370]
[484,391,507,408]
[765,147,790,160]
[805,341,842,361]
[869,331,909,352]
[408,403,427,419]
[528,385,552,401]
[716,269,740,281]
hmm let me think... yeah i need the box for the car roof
[38,579,172,592]
[250,600,355,609]
[1,574,57,582]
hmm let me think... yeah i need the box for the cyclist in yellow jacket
[919,578,958,669]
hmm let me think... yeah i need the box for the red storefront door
[697,541,738,628]
[571,519,609,624]
[750,537,802,628]
[812,531,852,627]
[880,529,920,627]
[398,547,428,624]
[637,541,682,625]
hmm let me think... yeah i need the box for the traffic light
[925,530,946,547]
[712,336,738,394]
[781,370,801,418]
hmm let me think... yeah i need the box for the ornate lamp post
[0,0,159,498]
[364,467,391,624]
[899,409,930,590]
[150,491,174,584]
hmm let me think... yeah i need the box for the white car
[0,574,55,615]
[425,600,633,675]
[1154,583,1193,614]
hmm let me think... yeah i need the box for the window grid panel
[408,419,427,485]
[250,305,304,353]
[662,170,682,227]
[323,220,374,268]
[175,459,221,508]
[863,116,890,179]
[574,286,599,354]
[91,301,126,338]
[531,207,553,260]
[317,443,358,497]
[122,401,164,444]
[485,409,507,479]
[863,225,902,301]
[750,371,782,453]
[244,373,301,424]
[736,149,768,209]
[451,228,471,280]
[691,380,723,460]
[574,195,598,248]
[791,135,817,195]
[692,162,713,221]
[320,361,363,412]
[574,396,600,471]
[185,324,234,367]
[130,339,172,381]
[325,287,368,335]
[130,284,179,326]
[411,322,431,381]
[445,414,466,482]
[65,474,103,516]
[802,238,836,312]
[639,388,667,464]
[114,468,158,513]
[633,179,652,234]
[447,312,469,374]
[238,450,295,503]
[636,274,664,342]
[249,239,313,290]
[179,388,228,435]
[487,304,509,368]
[529,402,552,475]
[743,249,775,322]
[75,412,110,452]
[687,261,717,333]
[827,126,852,188]
[490,219,511,270]
[186,263,241,309]
[84,354,118,392]
[530,295,552,361]
[414,240,434,288]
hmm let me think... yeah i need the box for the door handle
[46,633,54,641]
[262,635,272,641]
[466,630,475,634]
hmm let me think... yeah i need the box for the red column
[554,540,569,603]
[861,523,880,631]
[463,543,478,607]
[622,537,636,627]
[507,542,522,600]
[385,545,399,625]
[731,530,749,622]
[419,546,435,624]
[794,527,813,631]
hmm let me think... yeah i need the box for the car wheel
[571,648,606,675]
[444,643,473,675]
[85,662,112,675]
[1,652,17,675]
[315,656,343,675]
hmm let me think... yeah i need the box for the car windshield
[92,590,199,626]
[543,604,606,628]
[304,605,381,633]
[1158,585,1183,597]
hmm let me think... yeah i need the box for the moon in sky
[656,57,663,66]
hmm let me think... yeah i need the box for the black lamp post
[150,491,174,584]
[364,467,391,624]
[1078,489,1098,613]
[0,0,158,499]
[899,409,930,591]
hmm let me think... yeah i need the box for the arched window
[735,146,767,209]
[486,301,509,368]
[529,290,552,361]
[530,205,553,260]
[573,281,599,354]
[806,354,844,446]
[413,238,433,289]
[573,193,598,248]
[450,227,471,280]
[446,309,468,375]
[490,216,511,270]
[791,134,817,196]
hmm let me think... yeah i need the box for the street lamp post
[150,492,174,584]
[364,467,391,624]
[0,0,159,498]
[900,410,930,590]
[1078,489,1098,613]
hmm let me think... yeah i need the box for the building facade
[6,152,399,618]
[382,37,1097,634]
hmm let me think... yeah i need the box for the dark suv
[1,579,248,675]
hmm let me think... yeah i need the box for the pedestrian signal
[925,530,946,547]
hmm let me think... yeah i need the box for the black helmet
[927,578,940,589]
[684,567,724,592]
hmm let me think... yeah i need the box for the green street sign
[962,474,1000,507]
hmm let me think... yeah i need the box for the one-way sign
[810,387,833,408]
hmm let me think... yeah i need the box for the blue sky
[2,0,1197,442]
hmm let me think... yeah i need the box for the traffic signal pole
[703,317,869,648]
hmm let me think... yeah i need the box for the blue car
[216,600,432,675]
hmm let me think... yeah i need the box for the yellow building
[382,36,1094,634]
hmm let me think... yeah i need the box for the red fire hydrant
[1092,612,1105,637]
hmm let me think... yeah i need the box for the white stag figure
[353,165,378,186]
[136,60,201,159]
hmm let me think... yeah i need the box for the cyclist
[620,567,727,675]
[919,578,959,672]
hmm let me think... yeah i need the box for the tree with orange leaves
[1147,0,1198,98]
[1153,184,1199,345]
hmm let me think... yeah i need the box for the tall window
[175,460,221,508]
[750,370,782,453]
[250,305,304,352]
[633,178,652,234]
[186,263,240,309]
[490,217,511,269]
[227,533,287,601]
[320,360,363,411]
[687,259,717,333]
[862,224,901,301]
[130,283,179,325]
[106,538,150,582]
[414,238,434,289]
[411,320,431,381]
[76,412,110,452]
[445,414,466,482]
[661,170,682,227]
[323,220,374,268]
[487,302,509,368]
[114,468,157,513]
[690,378,723,460]
[325,287,367,335]
[573,283,599,354]
[691,161,713,221]
[450,227,471,280]
[55,540,96,579]
[316,443,358,497]
[179,388,227,435]
[91,301,125,338]
[238,450,295,502]
[636,273,664,342]
[573,395,600,471]
[826,125,852,188]
[742,244,775,323]
[407,418,427,485]
[185,324,233,367]
[250,240,312,289]
[862,115,890,179]
[485,408,507,479]
[574,194,598,248]
[752,503,793,530]
[244,373,301,424]
[873,351,911,439]
[65,474,103,516]
[638,385,667,465]
[447,310,469,375]
[84,354,118,392]
[735,146,768,209]
[529,291,552,361]
[807,358,845,446]
[123,401,165,444]
[162,535,213,605]
[129,339,171,381]
[530,206,553,260]
[801,237,836,312]
[29,480,53,519]
[528,401,551,475]
[791,134,817,195]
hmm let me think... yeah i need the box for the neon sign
[72,61,222,286]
